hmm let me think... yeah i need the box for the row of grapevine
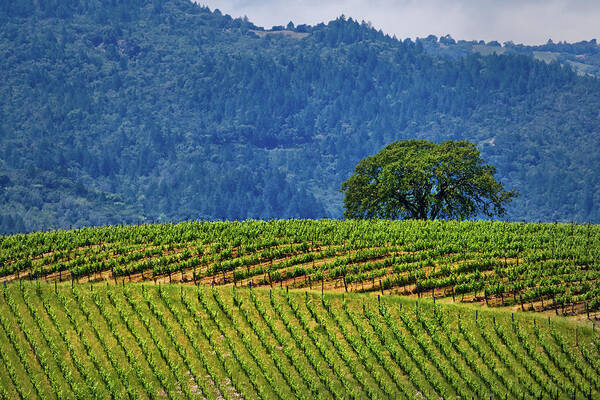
[0,283,599,399]
[3,219,599,316]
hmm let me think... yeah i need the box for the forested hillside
[1,0,600,233]
[420,35,600,77]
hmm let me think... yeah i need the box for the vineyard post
[451,286,455,302]
[54,280,57,294]
[475,310,478,321]
[380,279,383,295]
[343,275,347,292]
[519,293,524,312]
[321,276,324,299]
[586,302,590,320]
[286,285,288,294]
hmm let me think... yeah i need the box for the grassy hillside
[0,283,598,399]
[1,219,600,317]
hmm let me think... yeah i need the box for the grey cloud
[196,0,599,44]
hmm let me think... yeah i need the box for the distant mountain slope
[1,0,600,233]
[420,35,600,77]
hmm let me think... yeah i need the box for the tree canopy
[340,140,517,220]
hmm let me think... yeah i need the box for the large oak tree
[340,140,517,220]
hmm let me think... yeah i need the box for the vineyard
[1,220,600,316]
[0,283,597,399]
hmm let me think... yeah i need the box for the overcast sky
[197,0,599,45]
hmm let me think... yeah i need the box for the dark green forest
[1,0,599,233]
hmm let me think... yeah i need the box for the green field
[0,283,598,399]
[2,220,600,316]
[1,220,600,399]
